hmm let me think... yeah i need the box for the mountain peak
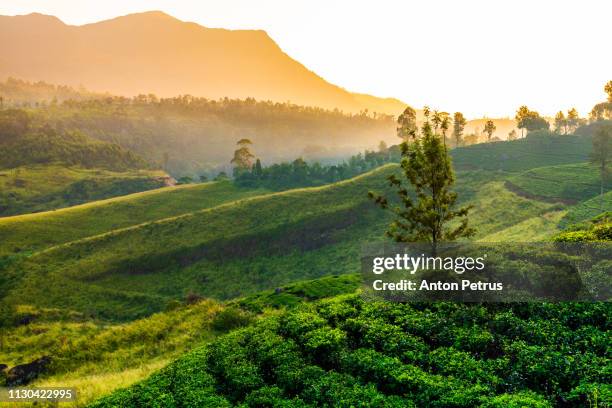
[0,11,407,115]
[3,12,65,25]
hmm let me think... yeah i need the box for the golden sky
[1,0,610,118]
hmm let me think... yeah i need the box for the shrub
[210,307,254,332]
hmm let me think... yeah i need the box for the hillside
[33,96,397,175]
[2,165,566,321]
[506,162,610,204]
[0,152,608,405]
[451,132,592,171]
[0,275,357,407]
[0,108,170,216]
[0,12,406,115]
[0,165,168,217]
[0,180,269,256]
[90,293,610,408]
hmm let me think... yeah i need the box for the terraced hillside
[506,162,610,204]
[90,293,611,408]
[451,133,592,172]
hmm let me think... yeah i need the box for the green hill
[560,191,612,227]
[0,180,270,257]
[0,275,356,407]
[506,162,610,204]
[0,109,148,171]
[0,165,168,217]
[2,165,564,321]
[451,133,592,172]
[0,108,171,216]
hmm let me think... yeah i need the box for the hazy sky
[1,0,610,118]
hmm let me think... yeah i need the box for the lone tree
[230,138,255,175]
[453,112,467,147]
[368,119,475,254]
[397,106,418,141]
[590,124,611,212]
[483,120,496,142]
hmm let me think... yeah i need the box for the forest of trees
[0,81,396,176]
[0,108,148,171]
[233,144,400,190]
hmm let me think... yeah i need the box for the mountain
[0,11,406,115]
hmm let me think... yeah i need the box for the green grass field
[2,165,568,322]
[0,180,270,257]
[0,164,168,217]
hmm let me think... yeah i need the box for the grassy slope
[0,180,269,257]
[451,134,592,172]
[0,164,168,217]
[560,191,612,228]
[506,162,610,203]
[0,300,222,407]
[0,275,357,407]
[3,166,564,321]
[89,293,610,408]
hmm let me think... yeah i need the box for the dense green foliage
[91,296,611,407]
[0,108,168,216]
[554,212,612,242]
[0,109,148,171]
[561,191,612,227]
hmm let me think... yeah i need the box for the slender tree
[590,125,611,212]
[483,120,496,142]
[439,112,450,148]
[605,80,612,102]
[567,108,582,134]
[453,112,467,148]
[368,120,475,254]
[554,111,567,134]
[432,110,442,133]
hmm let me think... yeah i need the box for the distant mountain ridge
[0,11,406,115]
